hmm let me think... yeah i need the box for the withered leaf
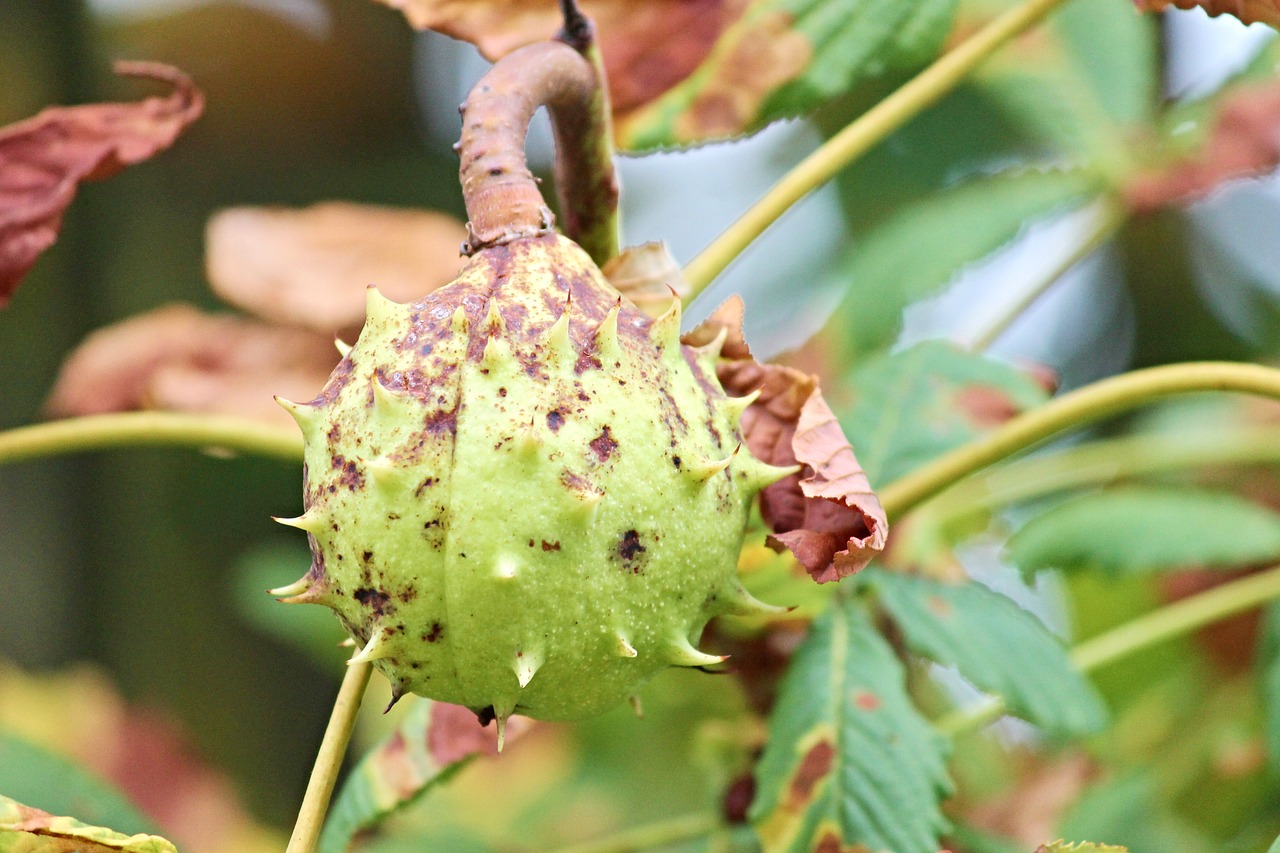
[205,202,468,337]
[373,0,741,117]
[0,61,203,304]
[45,304,338,429]
[1134,0,1280,28]
[1124,80,1280,212]
[600,241,689,318]
[0,795,176,853]
[686,297,887,583]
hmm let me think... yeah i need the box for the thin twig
[878,362,1280,521]
[286,661,373,853]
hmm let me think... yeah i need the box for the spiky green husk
[277,234,789,725]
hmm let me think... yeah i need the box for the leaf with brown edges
[601,241,688,318]
[319,699,532,853]
[0,61,203,304]
[0,794,176,853]
[1124,79,1280,212]
[1134,0,1280,28]
[685,297,887,583]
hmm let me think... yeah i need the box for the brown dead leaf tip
[685,297,888,584]
[0,60,203,303]
[1134,0,1280,28]
[1123,79,1280,213]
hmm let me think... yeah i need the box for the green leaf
[1037,843,1129,853]
[1260,601,1280,776]
[749,597,951,853]
[1006,487,1280,575]
[972,0,1157,169]
[1269,834,1280,853]
[831,167,1099,357]
[319,699,496,853]
[0,794,175,853]
[0,731,159,838]
[617,0,957,150]
[862,568,1106,737]
[836,340,1049,487]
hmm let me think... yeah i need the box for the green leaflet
[318,699,487,853]
[1037,843,1129,853]
[0,794,175,853]
[1260,602,1280,776]
[831,167,1099,358]
[1270,834,1280,853]
[974,0,1158,172]
[617,0,956,151]
[862,568,1107,737]
[836,340,1048,487]
[0,731,159,839]
[1006,486,1280,576]
[749,597,951,853]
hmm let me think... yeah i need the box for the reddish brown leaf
[1134,0,1280,27]
[205,202,468,337]
[686,298,888,583]
[44,304,338,429]
[0,61,203,304]
[373,0,743,117]
[1123,80,1280,213]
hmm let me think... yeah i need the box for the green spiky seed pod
[273,34,793,735]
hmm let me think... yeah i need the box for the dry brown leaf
[373,0,745,117]
[205,202,468,337]
[1134,0,1280,27]
[686,297,888,583]
[0,61,203,304]
[963,752,1100,847]
[1124,80,1280,212]
[600,241,688,318]
[44,304,338,429]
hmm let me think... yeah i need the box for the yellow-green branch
[0,411,302,465]
[682,0,1079,296]
[879,362,1280,521]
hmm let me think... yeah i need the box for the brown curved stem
[457,35,619,265]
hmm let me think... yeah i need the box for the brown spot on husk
[589,425,618,462]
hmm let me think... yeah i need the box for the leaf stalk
[879,362,1280,520]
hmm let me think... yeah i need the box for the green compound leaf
[0,731,159,839]
[749,597,951,853]
[0,794,175,853]
[836,340,1049,487]
[1007,486,1280,576]
[319,699,504,853]
[831,167,1100,358]
[861,568,1106,737]
[617,0,956,150]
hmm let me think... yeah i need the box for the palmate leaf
[0,794,175,853]
[319,699,507,853]
[831,167,1099,358]
[836,340,1049,487]
[861,568,1106,737]
[750,597,952,853]
[619,0,957,150]
[1006,486,1280,576]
